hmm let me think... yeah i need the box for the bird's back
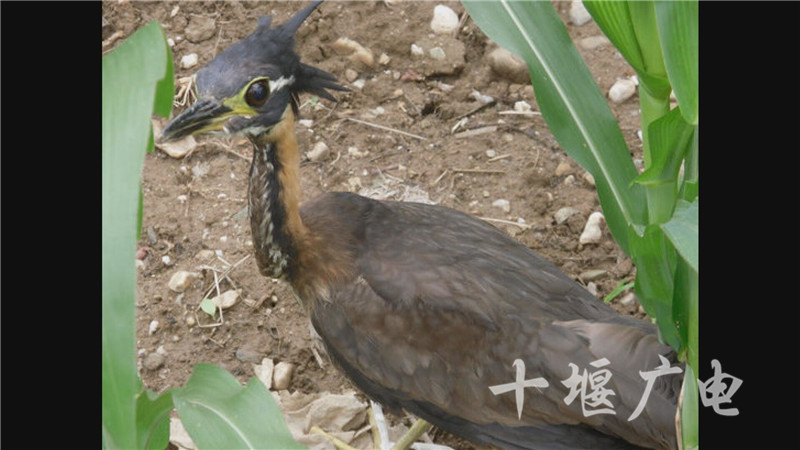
[300,192,681,450]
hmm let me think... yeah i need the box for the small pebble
[180,53,198,69]
[235,348,262,364]
[156,345,167,356]
[620,293,637,306]
[609,78,637,103]
[144,353,165,370]
[344,68,358,82]
[554,207,581,225]
[306,141,330,162]
[168,271,200,293]
[148,320,159,335]
[273,362,295,390]
[186,316,196,327]
[254,358,274,390]
[430,4,459,34]
[580,269,608,282]
[485,149,497,158]
[211,289,241,310]
[428,46,446,61]
[482,190,490,198]
[348,146,368,158]
[514,100,532,112]
[331,37,374,67]
[378,53,391,65]
[555,162,573,177]
[579,212,605,244]
[570,0,592,26]
[161,255,172,266]
[486,47,529,84]
[583,171,596,186]
[410,44,424,57]
[167,38,175,47]
[351,79,365,89]
[492,199,511,213]
[298,119,313,128]
[586,282,598,297]
[579,36,611,50]
[563,174,576,185]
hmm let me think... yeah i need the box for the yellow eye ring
[245,79,270,107]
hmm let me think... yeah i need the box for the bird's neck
[247,107,307,280]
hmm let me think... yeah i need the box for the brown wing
[303,194,680,449]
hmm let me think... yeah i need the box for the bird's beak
[159,98,234,143]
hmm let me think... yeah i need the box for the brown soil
[104,1,646,448]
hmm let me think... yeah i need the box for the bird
[160,2,683,449]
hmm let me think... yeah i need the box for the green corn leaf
[603,279,634,304]
[634,107,696,223]
[680,365,699,450]
[172,364,306,450]
[135,390,173,450]
[629,225,680,350]
[463,0,646,255]
[102,21,173,449]
[584,1,670,97]
[655,1,698,125]
[672,255,698,373]
[660,199,698,273]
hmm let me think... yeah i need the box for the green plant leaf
[136,390,173,450]
[463,0,646,255]
[172,364,306,450]
[634,107,696,223]
[655,1,698,125]
[603,279,634,303]
[680,365,699,450]
[629,225,680,350]
[672,255,698,372]
[102,21,172,449]
[199,298,217,317]
[660,199,698,273]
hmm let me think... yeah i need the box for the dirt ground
[103,1,648,448]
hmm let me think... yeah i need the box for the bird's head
[160,0,345,144]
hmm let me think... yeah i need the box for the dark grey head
[160,0,345,142]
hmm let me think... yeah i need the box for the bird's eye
[245,80,270,107]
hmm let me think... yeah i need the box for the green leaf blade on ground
[172,364,306,450]
[655,1,698,125]
[463,0,646,255]
[102,20,172,449]
[680,365,699,450]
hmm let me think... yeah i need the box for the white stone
[428,46,446,60]
[486,47,529,84]
[168,270,200,292]
[485,149,497,158]
[298,119,313,128]
[305,392,368,434]
[254,358,275,390]
[211,289,241,310]
[148,320,159,335]
[348,146,368,158]
[570,0,592,26]
[410,44,425,57]
[579,212,605,244]
[579,35,610,50]
[620,293,637,306]
[514,100,531,112]
[609,78,637,103]
[492,199,511,213]
[167,38,175,47]
[273,362,295,390]
[351,79,365,89]
[306,141,330,162]
[169,417,197,450]
[430,5,459,34]
[554,207,581,225]
[180,53,198,69]
[583,171,596,186]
